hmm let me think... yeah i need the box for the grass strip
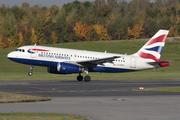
[0,92,51,103]
[143,87,180,92]
[0,113,87,120]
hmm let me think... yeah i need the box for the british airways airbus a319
[7,30,170,82]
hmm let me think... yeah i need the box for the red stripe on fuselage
[146,34,167,46]
[28,49,50,52]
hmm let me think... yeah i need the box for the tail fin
[135,30,169,61]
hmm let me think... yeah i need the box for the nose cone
[7,52,14,59]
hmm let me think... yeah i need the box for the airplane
[7,30,170,82]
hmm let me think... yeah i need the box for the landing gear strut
[28,65,34,76]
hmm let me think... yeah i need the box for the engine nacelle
[47,63,84,74]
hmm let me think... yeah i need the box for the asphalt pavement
[0,79,180,120]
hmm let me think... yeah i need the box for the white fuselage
[7,45,155,73]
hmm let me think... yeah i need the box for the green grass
[0,92,51,103]
[0,113,87,120]
[144,87,180,92]
[0,40,180,81]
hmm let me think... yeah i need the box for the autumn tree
[21,2,30,11]
[0,35,6,48]
[0,13,18,47]
[92,24,110,41]
[74,21,92,41]
[51,31,58,44]
[31,28,38,45]
[128,24,143,39]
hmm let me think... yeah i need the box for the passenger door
[130,57,136,68]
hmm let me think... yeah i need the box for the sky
[0,0,133,7]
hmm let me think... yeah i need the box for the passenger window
[19,49,21,52]
[22,49,25,52]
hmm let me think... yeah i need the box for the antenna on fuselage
[105,50,107,53]
[34,44,36,46]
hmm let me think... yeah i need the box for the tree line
[0,0,180,48]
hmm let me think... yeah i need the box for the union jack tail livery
[135,30,169,60]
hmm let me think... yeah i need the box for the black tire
[77,75,83,81]
[28,72,33,76]
[84,75,91,82]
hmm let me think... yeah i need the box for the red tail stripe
[146,34,167,46]
[137,51,160,62]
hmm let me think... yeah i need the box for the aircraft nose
[7,52,13,59]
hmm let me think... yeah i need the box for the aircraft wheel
[77,75,83,81]
[28,72,33,76]
[84,75,91,82]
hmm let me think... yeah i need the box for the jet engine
[47,62,84,74]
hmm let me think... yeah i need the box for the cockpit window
[15,49,25,52]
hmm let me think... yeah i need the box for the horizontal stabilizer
[147,61,170,67]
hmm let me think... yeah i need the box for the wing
[67,56,120,68]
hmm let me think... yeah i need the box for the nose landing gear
[28,65,34,76]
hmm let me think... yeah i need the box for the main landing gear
[77,74,91,82]
[28,65,34,76]
[77,69,91,82]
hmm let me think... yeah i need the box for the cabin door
[130,57,136,68]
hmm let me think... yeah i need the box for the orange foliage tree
[51,31,58,44]
[0,35,5,48]
[92,24,110,41]
[31,28,38,45]
[128,24,143,39]
[74,21,92,41]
